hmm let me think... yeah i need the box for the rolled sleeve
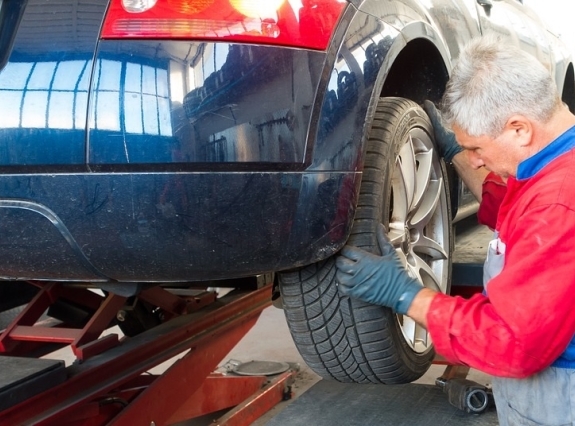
[427,293,460,364]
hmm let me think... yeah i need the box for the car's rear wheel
[279,97,451,384]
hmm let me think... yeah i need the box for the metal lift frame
[0,282,296,425]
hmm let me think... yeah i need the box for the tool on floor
[435,365,493,414]
[436,376,492,414]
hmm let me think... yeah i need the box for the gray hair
[441,36,561,137]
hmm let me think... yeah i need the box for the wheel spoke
[398,138,417,210]
[400,316,429,351]
[402,315,416,345]
[414,321,429,349]
[413,235,448,261]
[395,248,408,269]
[410,177,442,228]
[412,253,442,292]
[391,156,409,224]
[387,227,405,249]
[412,150,433,214]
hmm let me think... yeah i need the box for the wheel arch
[305,18,458,251]
[380,36,450,104]
[361,29,460,220]
[354,21,453,143]
[370,22,452,99]
[353,24,453,153]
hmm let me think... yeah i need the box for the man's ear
[505,115,532,147]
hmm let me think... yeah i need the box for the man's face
[452,124,521,178]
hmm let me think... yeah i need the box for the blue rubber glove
[335,224,423,315]
[423,100,463,163]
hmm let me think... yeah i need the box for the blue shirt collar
[517,125,575,180]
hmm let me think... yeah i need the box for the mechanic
[336,36,575,425]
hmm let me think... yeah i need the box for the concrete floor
[207,304,493,425]
[216,305,322,425]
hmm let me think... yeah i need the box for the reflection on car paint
[90,42,323,166]
[0,58,91,165]
[0,0,105,166]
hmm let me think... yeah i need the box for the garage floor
[266,380,498,425]
[218,304,496,425]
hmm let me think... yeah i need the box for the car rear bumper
[0,170,359,282]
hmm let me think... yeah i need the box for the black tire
[279,97,452,384]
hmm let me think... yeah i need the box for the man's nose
[467,150,484,169]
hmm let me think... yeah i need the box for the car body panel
[0,171,358,281]
[0,0,572,283]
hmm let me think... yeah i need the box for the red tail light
[101,0,347,51]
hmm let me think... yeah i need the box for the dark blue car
[1,0,573,383]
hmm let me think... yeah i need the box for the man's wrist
[394,281,423,315]
[405,288,439,327]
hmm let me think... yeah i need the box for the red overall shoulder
[498,150,575,235]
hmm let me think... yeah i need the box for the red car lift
[0,281,296,425]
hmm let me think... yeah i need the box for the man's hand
[423,100,463,163]
[335,224,423,315]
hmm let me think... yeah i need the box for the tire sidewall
[351,98,442,368]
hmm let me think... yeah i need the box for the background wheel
[279,97,452,384]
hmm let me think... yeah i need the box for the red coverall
[425,139,575,378]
